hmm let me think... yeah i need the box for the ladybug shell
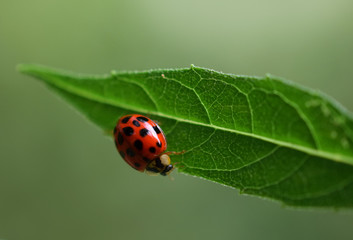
[114,114,167,172]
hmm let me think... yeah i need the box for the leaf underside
[18,64,353,208]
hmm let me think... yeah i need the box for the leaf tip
[16,64,28,73]
[16,63,45,76]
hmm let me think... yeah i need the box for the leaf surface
[18,64,353,208]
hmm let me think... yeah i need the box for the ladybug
[114,114,176,176]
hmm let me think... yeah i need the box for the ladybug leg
[154,119,161,125]
[165,151,186,168]
[150,117,161,126]
[143,113,161,126]
[164,150,186,156]
[173,162,185,169]
[168,174,175,181]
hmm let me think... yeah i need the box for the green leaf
[18,64,353,208]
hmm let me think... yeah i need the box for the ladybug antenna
[168,174,175,181]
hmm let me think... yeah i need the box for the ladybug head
[145,154,174,176]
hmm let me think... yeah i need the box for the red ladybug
[114,114,177,176]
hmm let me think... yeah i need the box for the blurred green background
[1,0,353,239]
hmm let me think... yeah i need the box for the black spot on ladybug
[132,120,140,127]
[123,127,134,136]
[117,132,124,145]
[134,162,141,168]
[126,148,135,157]
[140,128,149,137]
[121,116,131,123]
[134,140,143,150]
[155,158,163,168]
[113,127,117,135]
[119,151,125,159]
[137,116,149,122]
[156,141,162,148]
[153,126,161,134]
[149,147,156,153]
[143,157,150,162]
[114,140,119,147]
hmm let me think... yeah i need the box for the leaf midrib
[24,68,353,166]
